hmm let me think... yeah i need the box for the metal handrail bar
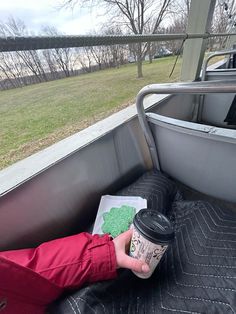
[201,49,236,81]
[197,49,236,122]
[136,80,236,169]
[1,32,236,52]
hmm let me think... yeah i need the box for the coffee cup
[129,209,174,279]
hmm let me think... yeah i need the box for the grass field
[0,56,182,169]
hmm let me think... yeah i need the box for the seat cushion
[116,170,183,214]
[49,172,236,314]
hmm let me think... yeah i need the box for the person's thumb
[119,254,150,273]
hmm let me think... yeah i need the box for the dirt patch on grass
[0,101,134,170]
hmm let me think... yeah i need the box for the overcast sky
[0,0,105,35]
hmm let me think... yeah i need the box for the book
[92,195,147,237]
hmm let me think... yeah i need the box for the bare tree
[60,0,173,78]
[42,26,77,77]
[76,25,128,72]
[0,18,33,87]
[42,49,60,80]
[77,47,94,73]
[163,0,190,55]
[102,25,128,68]
[106,0,173,77]
[165,18,187,55]
[173,0,190,18]
[211,0,236,50]
[0,18,84,90]
[0,17,49,84]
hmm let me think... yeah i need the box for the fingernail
[141,264,150,273]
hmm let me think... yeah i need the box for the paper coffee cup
[129,209,174,279]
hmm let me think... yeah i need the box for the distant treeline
[0,40,131,91]
[0,40,174,91]
[0,58,128,91]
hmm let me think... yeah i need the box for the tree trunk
[137,58,143,78]
[137,43,143,78]
[149,54,153,64]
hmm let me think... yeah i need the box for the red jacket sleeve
[0,233,117,289]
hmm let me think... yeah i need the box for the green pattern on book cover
[101,205,136,238]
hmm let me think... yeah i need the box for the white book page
[92,195,147,237]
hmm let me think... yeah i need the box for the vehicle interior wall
[146,77,236,129]
[150,61,236,127]
[0,116,152,251]
[151,94,197,121]
[150,119,236,203]
[147,90,236,128]
[201,70,236,126]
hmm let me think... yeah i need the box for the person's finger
[119,229,132,243]
[118,253,150,273]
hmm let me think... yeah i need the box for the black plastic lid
[133,209,174,244]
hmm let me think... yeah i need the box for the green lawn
[0,56,182,169]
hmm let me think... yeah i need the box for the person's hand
[113,229,150,274]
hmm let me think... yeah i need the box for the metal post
[181,0,216,81]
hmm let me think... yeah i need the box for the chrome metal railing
[201,49,236,80]
[136,80,236,169]
[197,49,236,122]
